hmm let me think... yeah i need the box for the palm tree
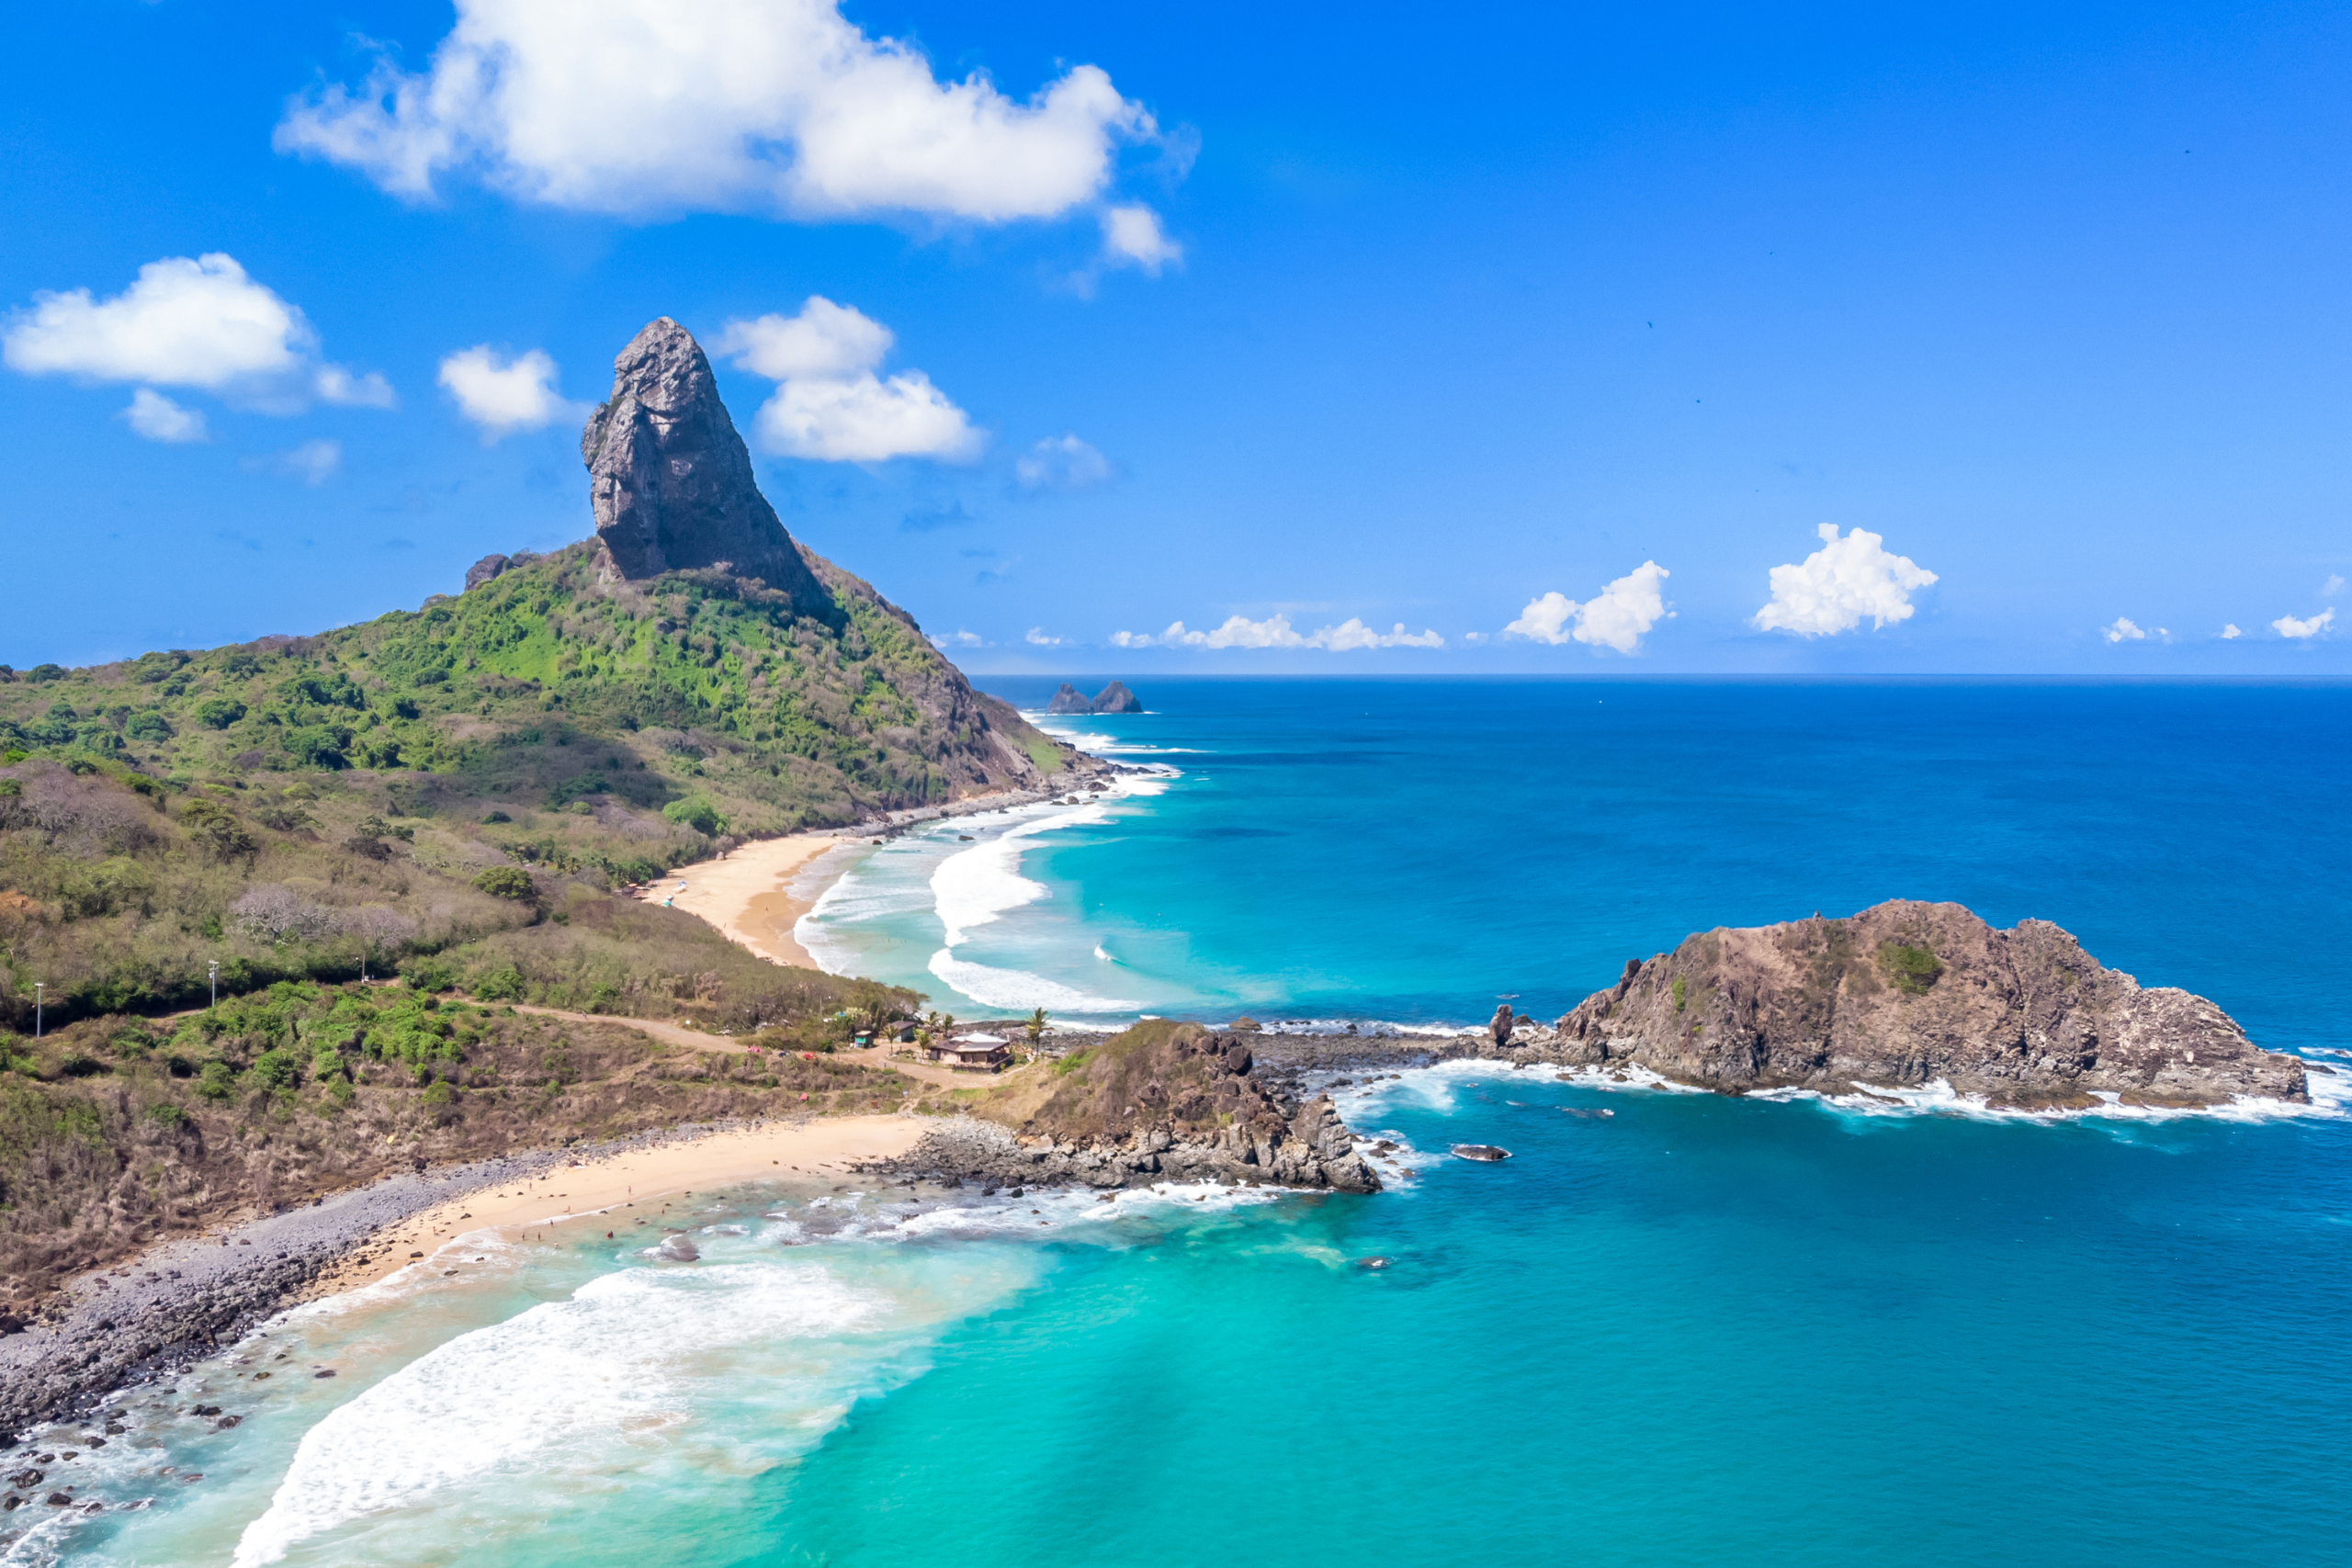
[1024,1007,1049,1044]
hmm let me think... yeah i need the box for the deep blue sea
[27,680,2352,1568]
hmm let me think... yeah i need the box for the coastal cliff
[885,1020,1380,1192]
[1506,900,2304,1109]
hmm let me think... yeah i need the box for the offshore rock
[1090,682,1143,714]
[1532,899,2305,1108]
[1046,683,1093,715]
[582,318,831,615]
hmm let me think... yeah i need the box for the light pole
[32,983,40,1041]
[208,961,219,1010]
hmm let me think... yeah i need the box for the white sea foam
[230,1264,880,1566]
[926,948,1141,1012]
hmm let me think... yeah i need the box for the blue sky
[4,1,2348,673]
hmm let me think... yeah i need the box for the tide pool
[17,680,2350,1567]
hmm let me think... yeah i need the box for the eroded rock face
[581,318,830,615]
[1538,899,2303,1108]
[463,554,510,591]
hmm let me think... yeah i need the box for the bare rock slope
[1530,899,2302,1108]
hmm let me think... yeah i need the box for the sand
[646,831,857,968]
[306,1115,925,1295]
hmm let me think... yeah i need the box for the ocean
[20,679,2352,1567]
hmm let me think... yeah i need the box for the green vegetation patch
[1876,941,1945,997]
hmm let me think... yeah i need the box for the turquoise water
[21,680,2352,1566]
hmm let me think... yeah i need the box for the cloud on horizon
[2274,606,2335,638]
[1111,613,1443,649]
[717,297,978,462]
[1754,524,1938,637]
[1505,560,1671,653]
[437,345,581,439]
[276,0,1177,250]
[2,253,392,421]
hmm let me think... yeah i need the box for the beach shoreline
[0,1113,923,1436]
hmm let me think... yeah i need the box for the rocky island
[1487,899,2306,1109]
[1045,682,1144,715]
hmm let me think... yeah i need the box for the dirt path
[507,1005,1032,1090]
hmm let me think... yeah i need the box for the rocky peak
[581,318,829,615]
[1090,681,1143,713]
[1045,683,1091,715]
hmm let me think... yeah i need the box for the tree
[1024,1007,1048,1044]
[474,865,533,900]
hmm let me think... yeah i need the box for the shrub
[1877,942,1944,997]
[146,1103,187,1126]
[422,1079,457,1108]
[1670,977,1687,1011]
[126,711,174,741]
[249,1048,301,1090]
[197,1061,236,1100]
[401,957,457,993]
[474,865,533,900]
[195,697,246,729]
[470,965,526,1002]
[662,796,726,837]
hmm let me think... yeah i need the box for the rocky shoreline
[0,1121,770,1438]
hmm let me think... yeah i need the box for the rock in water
[1091,682,1143,714]
[581,318,831,615]
[1488,1003,1515,1048]
[1451,1145,1510,1162]
[653,1233,699,1262]
[463,554,510,591]
[1046,683,1093,715]
[1545,898,2307,1108]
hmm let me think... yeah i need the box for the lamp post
[208,960,219,1010]
[32,983,40,1041]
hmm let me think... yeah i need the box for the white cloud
[1024,627,1065,646]
[243,439,343,486]
[123,388,208,443]
[716,298,978,462]
[1754,524,1937,637]
[929,628,984,648]
[1102,204,1181,272]
[2221,623,2242,639]
[437,345,579,438]
[277,0,1166,226]
[2102,617,2146,643]
[1506,560,1671,654]
[2274,607,2335,639]
[3,252,390,415]
[1111,613,1442,649]
[1014,434,1113,491]
[2324,574,2346,598]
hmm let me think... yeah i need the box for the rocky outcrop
[881,1021,1380,1193]
[581,318,831,616]
[1516,900,2302,1108]
[1090,682,1143,714]
[463,554,511,591]
[1046,683,1093,715]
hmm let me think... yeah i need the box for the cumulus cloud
[2274,607,2335,639]
[2102,617,2147,644]
[123,388,207,443]
[277,0,1170,232]
[3,252,390,415]
[1102,204,1181,272]
[716,298,978,462]
[1014,434,1113,491]
[1753,524,1937,637]
[1505,560,1671,654]
[929,628,984,648]
[243,439,343,485]
[437,345,580,438]
[1024,627,1065,646]
[2222,624,2242,639]
[1111,613,1442,649]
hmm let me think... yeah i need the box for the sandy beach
[650,830,855,968]
[306,1114,925,1296]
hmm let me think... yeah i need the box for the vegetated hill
[0,314,1080,1032]
[0,981,928,1317]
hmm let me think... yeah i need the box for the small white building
[923,1032,1012,1072]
